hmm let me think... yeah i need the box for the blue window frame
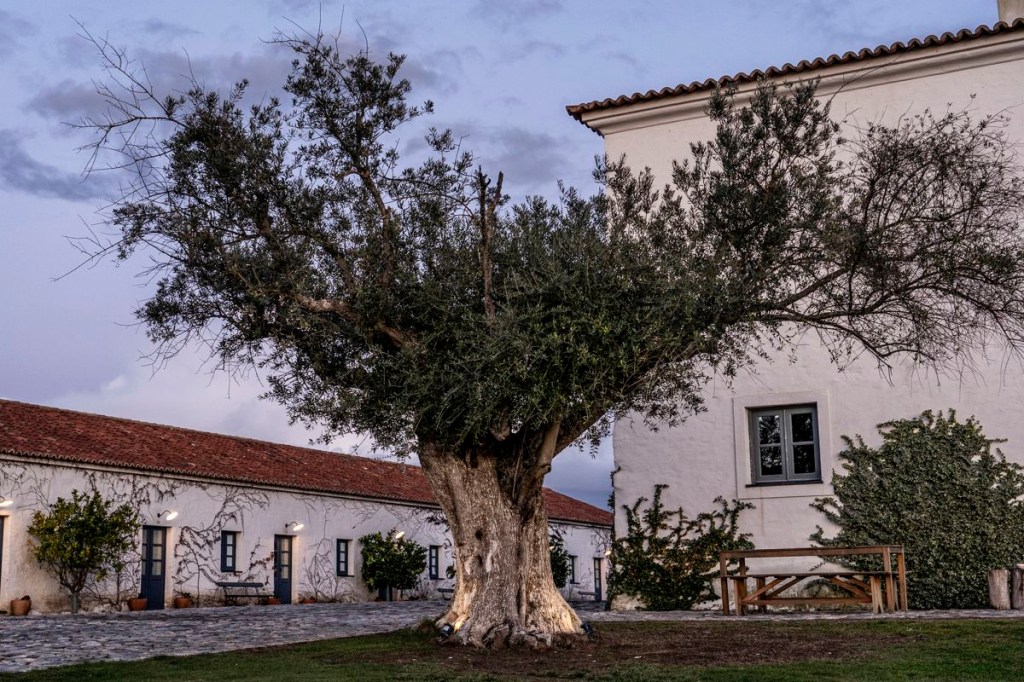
[428,545,440,580]
[569,555,578,584]
[336,539,351,577]
[220,531,238,573]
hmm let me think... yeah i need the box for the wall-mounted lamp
[285,521,305,532]
[158,510,179,521]
[603,549,612,557]
[0,496,13,508]
[392,530,405,541]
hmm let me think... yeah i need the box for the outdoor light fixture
[604,549,612,557]
[439,623,455,640]
[158,509,179,521]
[286,521,305,532]
[582,622,595,640]
[0,497,13,508]
[393,530,405,541]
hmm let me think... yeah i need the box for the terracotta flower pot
[10,598,31,616]
[265,596,281,605]
[173,596,193,609]
[127,597,148,611]
[299,597,316,604]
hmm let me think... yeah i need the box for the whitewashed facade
[0,401,611,613]
[571,9,1024,559]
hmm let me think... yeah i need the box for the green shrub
[608,485,753,610]
[812,410,1024,609]
[359,529,427,596]
[28,489,139,614]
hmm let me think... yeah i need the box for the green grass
[4,619,1024,681]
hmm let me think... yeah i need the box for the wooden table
[719,546,907,615]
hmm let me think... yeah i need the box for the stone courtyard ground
[2,601,1024,677]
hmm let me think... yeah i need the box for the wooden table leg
[882,547,896,612]
[896,552,908,611]
[869,576,883,614]
[720,556,731,615]
[736,577,748,616]
[755,577,766,613]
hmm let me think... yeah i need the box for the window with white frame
[749,405,821,484]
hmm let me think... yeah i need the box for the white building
[0,400,611,612]
[569,7,1024,556]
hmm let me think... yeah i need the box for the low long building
[0,400,611,612]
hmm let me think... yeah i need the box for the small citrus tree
[813,411,1024,608]
[359,529,427,599]
[28,489,140,613]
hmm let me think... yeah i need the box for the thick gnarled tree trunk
[420,445,583,648]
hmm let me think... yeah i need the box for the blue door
[593,558,603,602]
[141,526,167,609]
[274,535,293,604]
[0,516,5,589]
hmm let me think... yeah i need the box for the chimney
[998,0,1024,23]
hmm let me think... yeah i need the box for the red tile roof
[567,19,1024,125]
[0,400,611,527]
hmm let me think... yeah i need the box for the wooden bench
[437,587,455,599]
[719,546,907,615]
[214,581,273,606]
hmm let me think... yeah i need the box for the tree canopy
[81,29,1024,646]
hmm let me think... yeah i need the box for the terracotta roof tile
[567,19,1024,125]
[0,400,612,527]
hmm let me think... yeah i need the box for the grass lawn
[3,619,1024,681]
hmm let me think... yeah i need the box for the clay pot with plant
[127,594,148,611]
[173,592,193,609]
[10,595,31,616]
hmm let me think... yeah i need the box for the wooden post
[989,568,1011,610]
[869,576,884,614]
[896,550,908,611]
[1012,565,1024,610]
[881,547,896,612]
[720,555,731,615]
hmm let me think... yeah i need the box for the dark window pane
[760,446,783,476]
[758,415,782,444]
[793,444,817,474]
[791,412,815,443]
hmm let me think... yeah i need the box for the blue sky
[0,0,1000,507]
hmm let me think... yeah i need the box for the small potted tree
[359,529,427,602]
[173,591,194,609]
[28,489,139,614]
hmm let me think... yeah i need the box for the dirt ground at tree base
[339,621,917,679]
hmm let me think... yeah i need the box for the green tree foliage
[812,411,1024,609]
[28,489,140,614]
[359,529,428,595]
[549,533,572,589]
[81,27,1024,645]
[608,486,753,610]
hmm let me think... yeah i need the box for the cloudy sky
[0,0,1000,508]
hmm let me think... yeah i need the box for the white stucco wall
[0,457,610,612]
[596,30,1024,559]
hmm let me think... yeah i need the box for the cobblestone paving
[3,600,1024,673]
[0,601,442,673]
